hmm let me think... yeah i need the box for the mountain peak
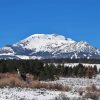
[15,34,75,49]
[26,33,66,40]
[0,33,100,59]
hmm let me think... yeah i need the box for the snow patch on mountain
[0,34,100,59]
[14,34,75,52]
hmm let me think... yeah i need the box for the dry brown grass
[0,73,71,91]
[84,92,100,100]
[84,84,100,100]
[86,84,97,92]
[0,73,24,88]
[32,82,71,91]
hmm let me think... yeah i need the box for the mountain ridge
[0,34,100,59]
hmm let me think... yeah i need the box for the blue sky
[0,0,100,48]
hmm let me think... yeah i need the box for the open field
[0,62,100,100]
[0,73,100,99]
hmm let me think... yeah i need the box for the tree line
[42,58,100,64]
[0,60,99,80]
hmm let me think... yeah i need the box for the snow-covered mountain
[0,34,100,59]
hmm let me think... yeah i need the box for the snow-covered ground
[0,87,81,100]
[47,76,100,87]
[0,75,100,100]
[44,74,100,94]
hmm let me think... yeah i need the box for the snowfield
[47,76,100,86]
[0,87,81,100]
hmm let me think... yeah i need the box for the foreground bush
[54,93,69,100]
[86,84,97,92]
[0,73,71,91]
[83,92,100,100]
[32,82,71,91]
[0,73,24,88]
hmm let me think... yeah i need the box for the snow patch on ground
[0,75,100,100]
[0,88,81,100]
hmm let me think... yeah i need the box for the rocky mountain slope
[0,34,100,59]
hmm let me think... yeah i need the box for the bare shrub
[54,93,69,100]
[86,84,97,92]
[78,90,83,96]
[32,82,71,91]
[91,84,97,92]
[26,73,33,84]
[0,75,23,87]
[0,73,27,88]
[32,80,41,88]
[84,92,100,100]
